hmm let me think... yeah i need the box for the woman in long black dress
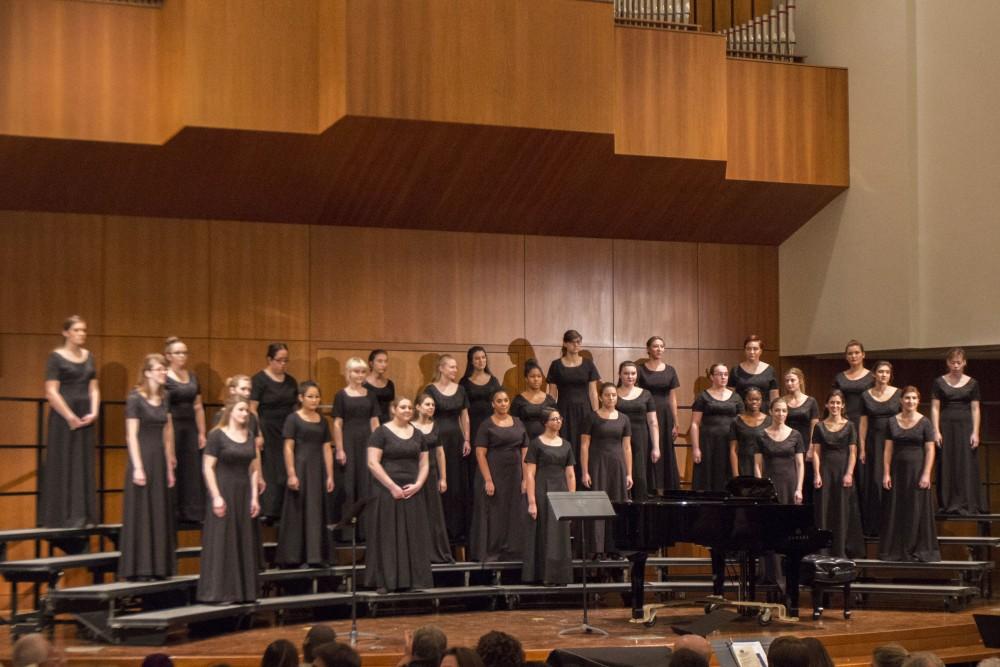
[411,392,453,563]
[461,346,503,537]
[783,368,819,505]
[276,381,335,567]
[331,358,379,538]
[470,390,529,562]
[931,348,984,514]
[120,354,176,580]
[546,330,600,473]
[729,335,780,413]
[363,349,395,424]
[511,359,557,440]
[250,343,299,522]
[812,391,864,558]
[729,388,770,477]
[832,340,874,429]
[366,397,433,593]
[616,361,659,499]
[755,399,805,505]
[880,386,940,562]
[580,383,632,557]
[637,336,681,494]
[424,354,471,543]
[164,337,207,525]
[523,408,576,585]
[690,364,744,492]
[41,315,100,528]
[198,397,260,603]
[221,374,266,496]
[858,362,901,537]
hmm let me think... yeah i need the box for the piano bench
[799,555,858,621]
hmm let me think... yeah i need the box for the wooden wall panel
[206,339,311,403]
[694,0,715,31]
[317,0,348,130]
[613,347,701,409]
[103,217,211,338]
[524,236,614,348]
[208,221,310,341]
[614,28,727,161]
[726,60,850,186]
[733,0,754,25]
[96,336,209,402]
[310,227,525,347]
[0,334,70,399]
[345,0,614,134]
[697,243,779,350]
[0,212,104,335]
[612,240,699,349]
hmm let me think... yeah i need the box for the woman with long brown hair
[636,336,681,492]
[858,361,901,537]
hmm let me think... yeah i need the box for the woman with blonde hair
[424,354,471,543]
[783,368,819,504]
[332,357,379,539]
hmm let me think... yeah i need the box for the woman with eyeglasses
[690,364,744,492]
[250,343,299,522]
[164,336,207,524]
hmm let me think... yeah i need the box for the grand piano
[613,478,832,620]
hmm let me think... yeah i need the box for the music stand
[329,496,375,647]
[548,491,617,637]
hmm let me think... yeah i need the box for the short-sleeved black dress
[786,396,820,504]
[933,377,984,514]
[616,389,656,499]
[729,415,771,477]
[423,384,470,543]
[41,352,97,528]
[832,371,875,428]
[276,413,333,566]
[729,364,779,413]
[546,358,600,471]
[415,422,453,563]
[365,425,433,592]
[583,412,631,554]
[251,371,299,520]
[522,437,575,585]
[363,379,396,424]
[691,390,744,492]
[757,430,804,504]
[511,393,557,440]
[879,417,941,562]
[470,417,529,562]
[119,390,176,580]
[331,389,379,539]
[812,422,864,558]
[197,429,259,603]
[859,389,902,537]
[166,373,204,524]
[637,363,681,493]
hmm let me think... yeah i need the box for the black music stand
[330,496,375,647]
[549,491,617,637]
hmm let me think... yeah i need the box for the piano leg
[785,552,802,618]
[627,551,648,620]
[710,549,726,596]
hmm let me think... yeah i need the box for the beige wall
[779,0,1000,355]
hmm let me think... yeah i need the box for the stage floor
[2,601,998,666]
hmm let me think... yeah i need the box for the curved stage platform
[2,602,997,667]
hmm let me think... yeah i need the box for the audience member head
[442,647,486,667]
[302,625,338,664]
[141,655,174,667]
[872,644,909,667]
[977,658,1000,667]
[768,636,810,667]
[673,634,712,661]
[260,638,298,667]
[11,633,62,667]
[668,648,709,667]
[312,642,361,667]
[900,653,944,667]
[410,625,448,666]
[476,630,525,667]
[802,637,834,667]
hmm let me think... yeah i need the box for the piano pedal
[697,596,799,624]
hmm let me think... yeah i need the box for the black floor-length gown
[251,371,299,520]
[417,422,453,563]
[119,391,176,579]
[166,373,204,524]
[812,422,865,558]
[197,429,259,603]
[616,389,656,499]
[522,437,575,585]
[470,418,529,561]
[547,358,600,475]
[833,371,875,429]
[786,396,820,505]
[423,384,470,543]
[41,352,97,528]
[276,413,333,566]
[460,375,502,540]
[691,391,744,492]
[364,425,433,591]
[879,417,941,562]
[859,389,902,536]
[729,415,771,477]
[729,365,779,414]
[331,389,379,539]
[933,377,984,514]
[583,412,631,554]
[363,379,396,424]
[637,363,681,493]
[757,430,804,504]
[511,393,557,440]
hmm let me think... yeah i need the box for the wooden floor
[1,600,998,667]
